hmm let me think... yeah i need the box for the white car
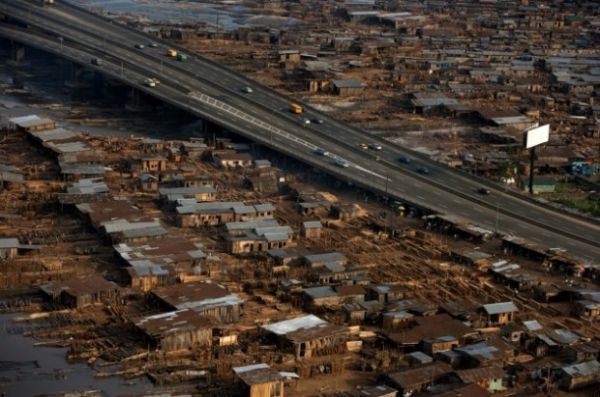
[369,143,383,150]
[335,158,350,168]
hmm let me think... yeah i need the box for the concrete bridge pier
[10,41,25,63]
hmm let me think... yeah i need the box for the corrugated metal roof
[9,114,54,128]
[303,286,337,299]
[304,252,347,264]
[560,360,600,377]
[483,301,518,315]
[262,314,327,335]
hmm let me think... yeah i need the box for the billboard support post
[529,146,535,194]
[524,124,550,195]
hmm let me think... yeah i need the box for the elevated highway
[0,0,599,261]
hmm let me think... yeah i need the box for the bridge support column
[10,41,25,63]
[125,87,149,112]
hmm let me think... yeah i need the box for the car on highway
[143,78,160,87]
[335,158,350,168]
[477,187,491,195]
[135,43,145,49]
[398,155,411,164]
[315,148,329,156]
[90,58,102,66]
[313,118,324,124]
[241,86,253,94]
[416,166,430,175]
[148,42,158,48]
[301,118,311,125]
[359,143,369,150]
[369,143,383,150]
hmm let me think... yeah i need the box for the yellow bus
[289,103,303,114]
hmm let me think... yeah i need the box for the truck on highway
[166,49,177,57]
[289,103,303,114]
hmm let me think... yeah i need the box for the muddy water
[0,313,155,397]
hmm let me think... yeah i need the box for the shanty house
[176,202,274,227]
[149,281,243,323]
[300,221,323,239]
[262,314,349,359]
[480,301,518,326]
[9,114,56,132]
[454,366,505,393]
[386,362,453,395]
[213,152,253,169]
[40,275,121,309]
[224,218,293,254]
[358,385,397,397]
[233,363,285,397]
[0,238,41,260]
[331,79,365,96]
[135,309,213,352]
[556,360,600,391]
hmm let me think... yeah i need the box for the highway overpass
[0,0,599,262]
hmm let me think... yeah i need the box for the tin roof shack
[386,314,476,349]
[304,252,348,269]
[149,281,242,323]
[40,276,121,309]
[302,286,340,307]
[131,156,168,173]
[76,200,167,244]
[435,384,490,397]
[565,340,600,364]
[9,114,56,132]
[479,302,518,327]
[423,336,460,356]
[501,236,547,262]
[224,218,293,254]
[366,284,412,304]
[301,221,323,239]
[454,338,515,368]
[176,202,274,227]
[213,152,253,169]
[454,366,506,394]
[331,79,366,96]
[233,363,285,397]
[425,215,494,243]
[262,314,349,359]
[311,263,367,285]
[385,362,453,395]
[135,309,213,352]
[0,163,24,189]
[449,249,493,271]
[357,385,397,397]
[159,185,217,206]
[0,238,41,260]
[114,237,206,290]
[574,300,600,320]
[556,360,600,391]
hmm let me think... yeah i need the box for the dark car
[416,166,430,175]
[399,156,411,164]
[477,187,491,195]
[313,118,324,124]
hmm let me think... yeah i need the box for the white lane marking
[416,195,425,201]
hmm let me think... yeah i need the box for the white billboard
[524,124,549,149]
